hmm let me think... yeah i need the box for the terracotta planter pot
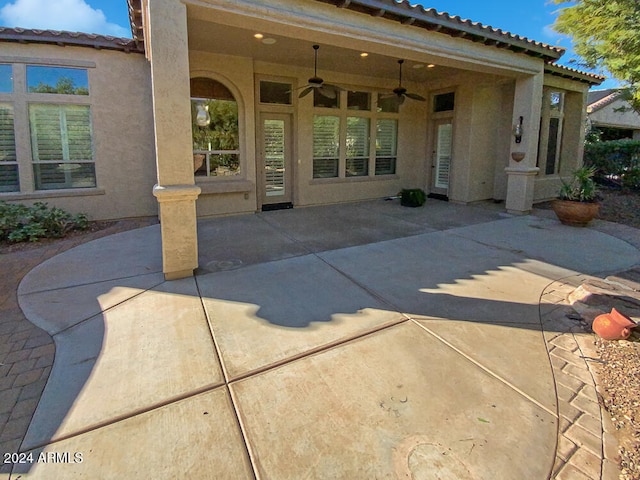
[592,308,637,340]
[193,154,205,173]
[551,199,599,227]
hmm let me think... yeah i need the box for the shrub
[0,201,89,243]
[400,188,427,207]
[623,168,640,190]
[558,166,598,202]
[584,139,640,190]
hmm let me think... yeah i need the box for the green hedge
[0,201,89,243]
[584,139,640,189]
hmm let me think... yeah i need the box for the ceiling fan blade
[318,85,337,99]
[299,86,314,98]
[406,92,426,102]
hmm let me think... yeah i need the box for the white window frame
[312,90,399,180]
[0,59,98,196]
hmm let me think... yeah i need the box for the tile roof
[312,0,565,61]
[544,63,605,86]
[0,27,142,53]
[587,89,625,112]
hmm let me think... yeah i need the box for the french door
[430,118,453,198]
[259,113,293,209]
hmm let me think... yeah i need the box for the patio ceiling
[187,15,477,85]
[188,8,498,86]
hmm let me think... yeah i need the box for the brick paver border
[0,218,157,476]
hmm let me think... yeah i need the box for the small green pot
[400,189,427,207]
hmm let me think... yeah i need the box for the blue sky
[0,0,618,89]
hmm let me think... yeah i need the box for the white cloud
[0,0,129,37]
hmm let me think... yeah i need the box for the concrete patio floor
[11,199,640,478]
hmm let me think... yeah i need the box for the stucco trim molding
[505,166,540,176]
[152,184,202,202]
[0,188,106,202]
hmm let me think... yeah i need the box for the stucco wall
[467,84,505,202]
[590,98,640,130]
[0,43,157,220]
[190,51,258,218]
[189,51,433,215]
[534,75,589,203]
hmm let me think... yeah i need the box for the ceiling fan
[297,45,342,99]
[385,59,426,105]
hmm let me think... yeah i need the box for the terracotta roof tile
[0,27,143,53]
[587,90,624,112]
[544,62,605,86]
[311,0,565,60]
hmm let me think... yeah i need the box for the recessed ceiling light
[412,63,424,69]
[360,52,369,57]
[254,33,264,39]
[427,64,436,68]
[262,38,277,45]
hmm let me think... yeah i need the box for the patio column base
[505,167,539,215]
[153,184,201,280]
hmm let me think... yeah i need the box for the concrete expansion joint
[413,320,557,416]
[18,271,164,297]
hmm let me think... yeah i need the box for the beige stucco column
[146,0,200,280]
[505,72,543,214]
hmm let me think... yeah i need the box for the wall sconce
[196,102,210,127]
[513,116,523,144]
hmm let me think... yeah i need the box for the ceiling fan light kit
[386,59,426,106]
[297,45,342,99]
[298,48,425,107]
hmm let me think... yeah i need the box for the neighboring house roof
[587,89,624,113]
[0,26,143,53]
[126,0,565,62]
[544,63,605,86]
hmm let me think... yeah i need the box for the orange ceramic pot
[592,308,637,340]
[551,200,599,227]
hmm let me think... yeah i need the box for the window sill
[196,179,254,195]
[309,174,399,185]
[0,188,106,201]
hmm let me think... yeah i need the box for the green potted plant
[400,188,427,207]
[551,166,600,226]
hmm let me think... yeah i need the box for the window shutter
[376,119,397,157]
[435,123,452,189]
[346,117,369,158]
[30,104,64,162]
[0,104,18,191]
[375,119,397,175]
[264,119,286,197]
[313,116,340,178]
[345,117,369,177]
[65,105,93,161]
[29,104,95,190]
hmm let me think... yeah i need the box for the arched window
[190,77,240,177]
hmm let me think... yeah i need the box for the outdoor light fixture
[513,116,523,143]
[195,102,210,127]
